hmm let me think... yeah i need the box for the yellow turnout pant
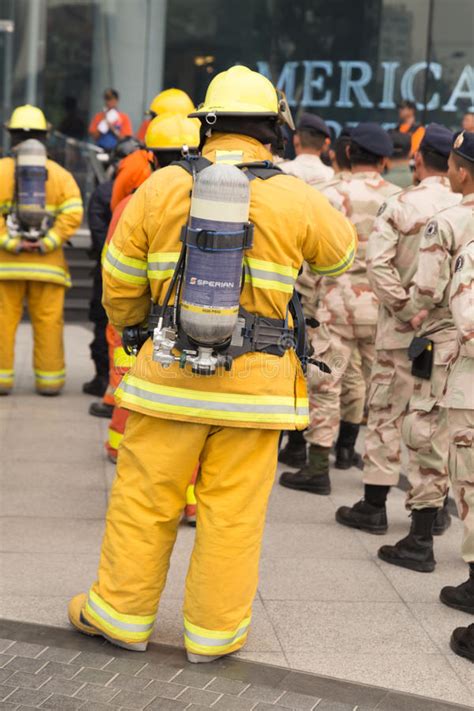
[85,413,280,654]
[0,280,65,392]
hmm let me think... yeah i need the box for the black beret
[297,112,331,138]
[351,122,393,158]
[420,123,454,158]
[452,130,474,163]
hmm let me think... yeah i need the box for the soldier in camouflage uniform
[280,123,398,495]
[336,125,460,557]
[280,113,334,186]
[441,240,474,661]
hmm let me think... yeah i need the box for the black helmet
[110,136,144,163]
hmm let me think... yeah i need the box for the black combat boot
[335,484,389,534]
[83,375,108,397]
[278,430,307,468]
[279,445,330,495]
[89,401,114,418]
[378,508,437,572]
[450,624,474,662]
[440,564,474,614]
[334,421,363,470]
[433,496,452,536]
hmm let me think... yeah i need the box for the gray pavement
[0,324,473,708]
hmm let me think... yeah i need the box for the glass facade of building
[0,0,473,143]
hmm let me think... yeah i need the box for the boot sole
[279,481,330,495]
[335,511,387,535]
[377,550,435,572]
[439,592,474,615]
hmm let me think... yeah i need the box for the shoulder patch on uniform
[455,255,464,272]
[377,202,387,217]
[425,220,438,237]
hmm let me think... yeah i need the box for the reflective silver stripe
[244,264,295,286]
[86,595,154,633]
[105,249,147,279]
[0,265,67,278]
[120,381,306,416]
[185,622,250,648]
[35,373,65,381]
[147,260,178,273]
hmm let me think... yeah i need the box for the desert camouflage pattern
[367,176,460,350]
[315,171,400,335]
[280,153,334,186]
[304,323,375,447]
[340,347,367,424]
[444,240,474,562]
[410,192,474,343]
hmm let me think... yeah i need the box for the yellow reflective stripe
[215,150,244,165]
[243,257,297,294]
[186,484,196,506]
[113,346,136,368]
[184,616,251,653]
[85,589,155,641]
[310,237,356,277]
[44,230,61,250]
[104,242,148,285]
[108,428,123,450]
[0,200,12,213]
[0,263,71,286]
[181,303,239,316]
[35,369,65,385]
[244,273,293,294]
[0,369,14,383]
[56,197,83,214]
[245,257,298,279]
[0,232,9,247]
[147,251,180,281]
[117,374,308,424]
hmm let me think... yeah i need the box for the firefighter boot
[279,445,330,495]
[68,594,147,651]
[440,564,474,614]
[378,508,437,572]
[83,375,108,397]
[334,421,363,470]
[335,485,389,534]
[89,402,114,418]
[450,624,474,662]
[433,496,452,536]
[278,429,307,468]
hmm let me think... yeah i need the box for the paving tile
[262,522,369,560]
[40,662,83,679]
[73,651,114,669]
[143,699,192,711]
[74,682,120,703]
[3,687,52,706]
[0,687,12,702]
[278,690,321,710]
[407,602,471,655]
[0,644,13,656]
[0,596,73,629]
[144,680,185,699]
[136,663,179,682]
[39,693,85,709]
[76,704,119,711]
[1,657,47,674]
[314,703,356,711]
[7,642,46,659]
[105,673,153,692]
[0,518,104,554]
[233,651,288,667]
[108,689,157,710]
[171,669,216,688]
[36,647,80,664]
[267,476,336,524]
[39,676,84,696]
[275,672,387,709]
[4,670,52,689]
[241,683,284,703]
[0,672,13,686]
[374,691,468,710]
[73,667,117,685]
[1,554,99,597]
[211,694,256,711]
[0,703,19,710]
[103,658,148,676]
[0,657,13,669]
[252,704,291,711]
[378,560,467,604]
[172,687,221,707]
[206,677,250,695]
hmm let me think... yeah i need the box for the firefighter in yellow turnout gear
[68,66,356,658]
[0,106,83,394]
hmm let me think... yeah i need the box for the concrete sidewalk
[0,324,473,707]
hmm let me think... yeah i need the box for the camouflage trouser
[446,408,474,563]
[340,347,368,423]
[305,324,375,447]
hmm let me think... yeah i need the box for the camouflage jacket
[304,171,399,333]
[443,239,474,410]
[409,192,474,344]
[367,176,459,350]
[280,153,334,186]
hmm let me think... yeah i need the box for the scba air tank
[15,139,47,230]
[180,163,251,346]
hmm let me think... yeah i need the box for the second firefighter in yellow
[0,105,83,394]
[68,66,356,658]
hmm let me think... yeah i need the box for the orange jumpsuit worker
[0,106,83,395]
[68,66,356,659]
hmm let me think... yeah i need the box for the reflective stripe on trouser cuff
[85,589,155,642]
[117,375,309,426]
[35,369,65,387]
[108,428,123,451]
[0,369,14,388]
[186,484,196,506]
[184,616,251,654]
